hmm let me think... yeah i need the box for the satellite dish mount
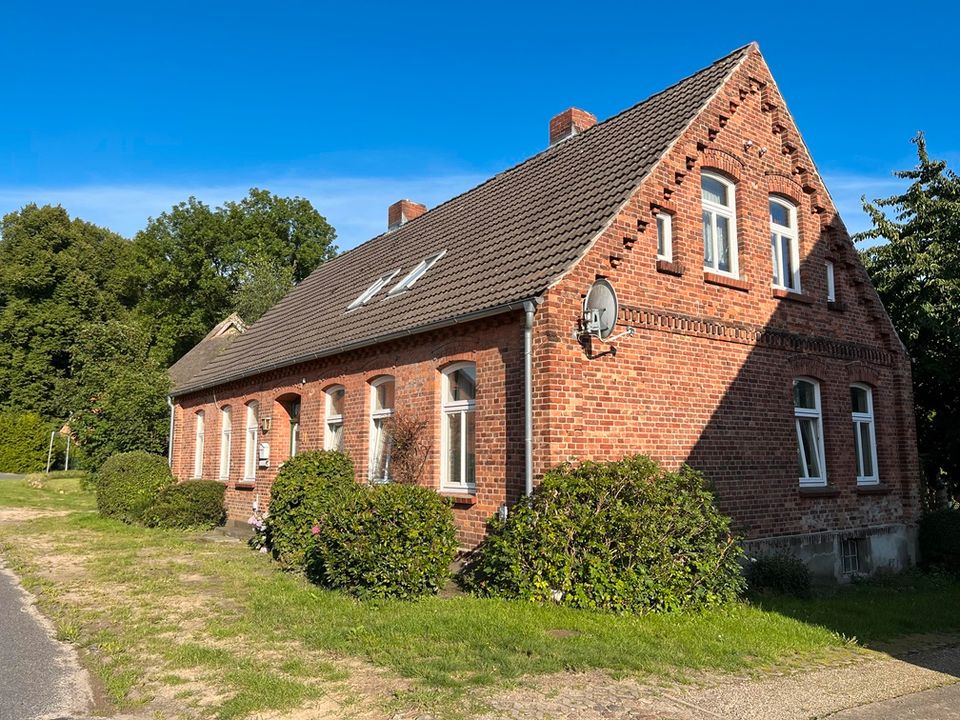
[577,278,635,355]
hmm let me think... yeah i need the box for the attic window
[347,270,400,310]
[388,251,446,296]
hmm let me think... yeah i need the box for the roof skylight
[388,250,446,296]
[347,269,400,310]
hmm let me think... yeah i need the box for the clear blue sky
[2,0,957,250]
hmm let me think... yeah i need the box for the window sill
[772,288,814,304]
[439,491,477,506]
[798,485,840,498]
[827,300,846,312]
[704,271,749,292]
[235,480,256,489]
[656,259,684,276]
[856,484,891,496]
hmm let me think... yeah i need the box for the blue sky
[2,1,957,250]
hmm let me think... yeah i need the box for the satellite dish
[582,278,618,340]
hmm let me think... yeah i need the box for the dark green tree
[858,133,960,501]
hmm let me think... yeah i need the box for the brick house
[169,43,920,580]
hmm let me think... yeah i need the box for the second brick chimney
[388,199,427,230]
[549,108,597,146]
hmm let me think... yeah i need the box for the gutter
[167,396,175,467]
[522,300,540,496]
[172,297,542,397]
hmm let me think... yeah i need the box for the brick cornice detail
[701,149,745,182]
[765,171,804,205]
[618,303,893,365]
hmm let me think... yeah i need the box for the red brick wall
[532,46,920,540]
[172,315,525,548]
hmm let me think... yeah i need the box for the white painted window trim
[324,385,345,451]
[288,401,301,458]
[193,411,205,479]
[656,213,673,262]
[243,401,258,482]
[368,377,395,483]
[701,171,739,277]
[794,378,828,487]
[218,406,232,480]
[440,362,477,493]
[388,250,446,295]
[851,384,880,486]
[347,269,400,310]
[770,196,801,292]
[826,260,836,303]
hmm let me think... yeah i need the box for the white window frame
[701,171,739,277]
[655,212,673,262]
[440,362,477,493]
[218,406,232,480]
[388,250,446,295]
[794,378,827,487]
[243,401,259,482]
[770,196,801,292]
[368,377,395,483]
[324,385,345,452]
[287,398,301,458]
[192,411,205,479]
[851,384,880,486]
[347,270,400,310]
[826,260,836,303]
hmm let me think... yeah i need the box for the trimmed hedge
[459,456,745,613]
[142,480,226,529]
[919,508,960,573]
[307,483,458,599]
[95,451,174,523]
[745,554,812,597]
[0,412,50,473]
[266,450,358,568]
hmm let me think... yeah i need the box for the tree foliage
[858,133,960,499]
[0,412,51,473]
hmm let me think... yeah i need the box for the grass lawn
[0,477,957,719]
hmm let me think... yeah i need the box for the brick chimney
[388,199,427,230]
[549,108,597,146]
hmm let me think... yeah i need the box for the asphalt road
[0,564,91,720]
[828,682,960,719]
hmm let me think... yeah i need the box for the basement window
[347,269,400,310]
[841,538,862,574]
[388,250,446,296]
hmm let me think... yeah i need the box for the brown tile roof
[168,313,247,391]
[173,45,751,396]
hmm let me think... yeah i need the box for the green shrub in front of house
[266,450,359,568]
[919,507,960,573]
[142,479,226,530]
[95,451,174,523]
[745,553,812,598]
[307,483,458,599]
[459,455,745,613]
[0,411,51,473]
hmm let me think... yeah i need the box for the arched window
[702,171,738,276]
[219,406,232,480]
[851,384,879,485]
[770,196,800,291]
[794,378,826,486]
[279,395,302,458]
[368,377,395,483]
[243,401,259,482]
[441,363,476,491]
[325,385,345,451]
[193,411,205,479]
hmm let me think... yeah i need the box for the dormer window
[347,270,400,310]
[388,250,446,296]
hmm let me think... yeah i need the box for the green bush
[265,450,359,568]
[745,554,812,597]
[459,456,745,613]
[307,483,458,599]
[142,480,226,529]
[0,412,51,473]
[919,508,960,573]
[95,451,174,523]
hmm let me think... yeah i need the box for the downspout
[167,396,175,468]
[523,300,539,496]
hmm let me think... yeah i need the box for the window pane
[290,420,300,457]
[860,422,874,477]
[375,380,395,412]
[465,411,476,486]
[703,211,714,265]
[330,422,344,452]
[794,380,817,409]
[702,176,727,205]
[853,421,864,477]
[770,200,790,227]
[372,418,392,481]
[771,232,781,285]
[716,216,731,272]
[851,386,869,414]
[799,418,822,478]
[781,235,794,289]
[656,216,666,256]
[447,366,476,403]
[329,387,344,416]
[446,412,462,485]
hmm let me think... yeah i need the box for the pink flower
[310,525,321,535]
[247,515,257,525]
